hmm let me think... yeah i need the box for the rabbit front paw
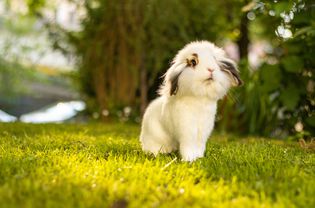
[180,143,205,162]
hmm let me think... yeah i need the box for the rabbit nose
[207,68,214,76]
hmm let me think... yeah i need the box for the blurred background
[0,0,314,139]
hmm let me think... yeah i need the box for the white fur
[140,41,239,162]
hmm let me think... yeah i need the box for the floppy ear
[219,59,243,87]
[169,71,182,95]
[159,62,186,96]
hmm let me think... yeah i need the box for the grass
[0,123,314,208]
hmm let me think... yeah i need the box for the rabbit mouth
[205,77,213,82]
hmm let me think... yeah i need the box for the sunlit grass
[0,123,314,207]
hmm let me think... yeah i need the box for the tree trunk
[93,66,108,122]
[237,14,249,60]
[140,54,148,116]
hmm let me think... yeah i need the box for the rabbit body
[140,41,242,161]
[140,95,216,161]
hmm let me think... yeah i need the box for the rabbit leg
[141,136,177,156]
[140,123,178,155]
[179,127,208,162]
[180,140,206,162]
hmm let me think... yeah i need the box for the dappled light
[0,123,313,207]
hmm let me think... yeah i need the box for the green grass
[0,123,314,208]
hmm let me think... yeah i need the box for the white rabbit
[140,41,242,162]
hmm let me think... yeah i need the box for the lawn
[0,123,314,208]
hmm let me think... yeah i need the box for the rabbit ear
[159,62,186,96]
[169,70,183,95]
[219,59,243,87]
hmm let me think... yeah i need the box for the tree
[66,0,234,120]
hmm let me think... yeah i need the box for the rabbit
[140,41,243,162]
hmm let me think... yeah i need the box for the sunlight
[0,109,17,122]
[275,25,292,39]
[20,101,86,123]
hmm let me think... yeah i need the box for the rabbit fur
[140,41,242,162]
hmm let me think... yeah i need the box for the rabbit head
[159,41,243,100]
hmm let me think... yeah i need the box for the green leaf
[294,26,313,38]
[259,64,281,92]
[306,116,315,127]
[282,56,303,73]
[274,2,292,16]
[279,84,300,110]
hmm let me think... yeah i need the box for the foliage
[0,123,314,207]
[0,57,35,99]
[222,0,315,138]
[64,0,237,119]
[0,7,42,99]
[0,15,55,108]
[25,0,314,137]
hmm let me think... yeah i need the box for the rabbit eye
[187,53,199,68]
[191,59,197,67]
